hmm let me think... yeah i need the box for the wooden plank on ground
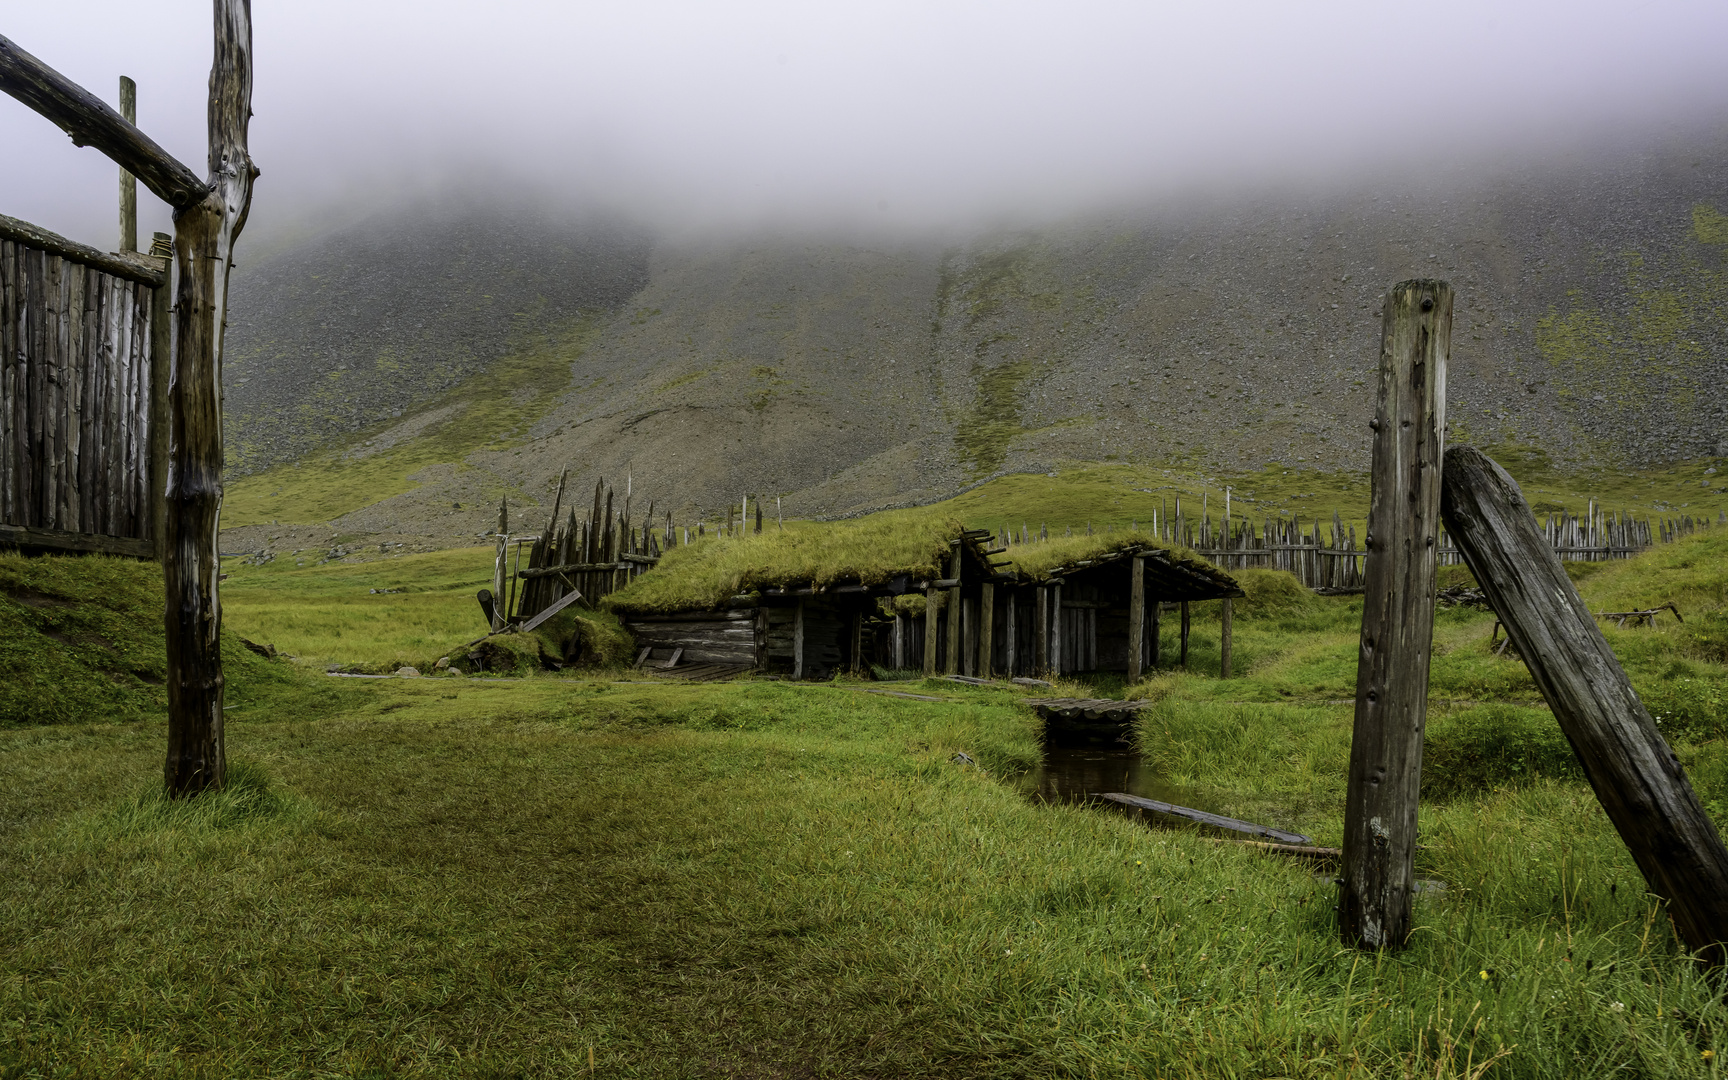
[1099,792,1312,845]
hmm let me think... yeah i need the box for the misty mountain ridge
[219,130,1728,540]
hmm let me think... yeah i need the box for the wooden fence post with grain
[1340,279,1450,951]
[1219,598,1233,679]
[978,582,995,679]
[923,584,939,675]
[1127,555,1145,683]
[1441,445,1728,966]
[944,545,962,676]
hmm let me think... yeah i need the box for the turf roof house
[603,520,1244,680]
[602,521,1001,679]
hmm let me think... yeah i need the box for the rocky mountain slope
[219,129,1728,545]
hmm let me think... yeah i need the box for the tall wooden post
[118,76,136,252]
[892,613,905,669]
[849,609,863,673]
[1340,279,1451,950]
[491,498,508,632]
[944,547,962,676]
[978,582,995,679]
[1127,555,1145,683]
[148,232,171,560]
[161,1,256,797]
[1443,446,1728,966]
[1219,598,1233,679]
[1004,588,1017,676]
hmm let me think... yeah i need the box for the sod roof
[603,513,971,614]
[997,528,1242,597]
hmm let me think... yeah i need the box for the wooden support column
[1220,598,1233,679]
[893,613,905,669]
[1127,555,1145,683]
[1004,588,1017,676]
[1034,586,1049,677]
[849,608,863,674]
[792,599,805,680]
[1443,445,1728,966]
[1050,582,1063,675]
[1149,599,1161,669]
[1179,600,1190,670]
[978,582,995,679]
[492,498,508,631]
[944,546,961,676]
[1340,279,1451,952]
[147,233,170,560]
[923,585,938,675]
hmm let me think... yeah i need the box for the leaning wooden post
[978,582,995,679]
[1127,555,1145,683]
[1442,446,1728,966]
[1219,598,1233,679]
[1340,279,1450,950]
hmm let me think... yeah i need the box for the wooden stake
[1442,445,1728,966]
[1127,555,1145,683]
[1219,598,1233,679]
[1340,279,1450,950]
[117,76,136,252]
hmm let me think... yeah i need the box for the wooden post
[923,585,938,675]
[849,609,863,673]
[118,76,137,252]
[892,612,905,669]
[944,546,961,676]
[1340,279,1451,951]
[1443,445,1728,966]
[1219,598,1233,679]
[1034,586,1049,676]
[1179,600,1190,669]
[793,600,805,680]
[1050,582,1063,674]
[1127,555,1145,683]
[147,232,170,560]
[978,582,995,679]
[492,498,508,632]
[1149,599,1161,669]
[1004,588,1017,676]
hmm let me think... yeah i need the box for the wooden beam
[147,239,170,559]
[1127,555,1145,683]
[1442,445,1728,966]
[1340,279,1450,951]
[118,76,137,252]
[0,522,153,558]
[1050,582,1063,674]
[0,35,209,209]
[1035,586,1049,677]
[162,0,258,799]
[0,213,164,287]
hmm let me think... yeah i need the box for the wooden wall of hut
[0,222,167,558]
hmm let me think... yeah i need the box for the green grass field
[5,525,1728,1077]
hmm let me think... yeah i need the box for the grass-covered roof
[604,512,969,614]
[998,527,1241,595]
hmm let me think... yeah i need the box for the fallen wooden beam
[1099,792,1312,845]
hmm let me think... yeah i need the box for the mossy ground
[4,526,1727,1076]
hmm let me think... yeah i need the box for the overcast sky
[4,0,1728,249]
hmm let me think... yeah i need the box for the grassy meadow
[4,519,1728,1076]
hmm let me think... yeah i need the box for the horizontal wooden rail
[0,214,165,286]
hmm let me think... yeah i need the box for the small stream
[1013,743,1206,810]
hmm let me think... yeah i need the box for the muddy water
[1014,742,1208,810]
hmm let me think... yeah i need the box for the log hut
[954,540,1244,680]
[604,523,1000,679]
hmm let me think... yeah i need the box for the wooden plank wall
[0,236,157,551]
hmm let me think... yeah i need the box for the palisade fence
[488,475,1724,630]
[0,215,170,558]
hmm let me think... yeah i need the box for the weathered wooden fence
[0,214,168,557]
